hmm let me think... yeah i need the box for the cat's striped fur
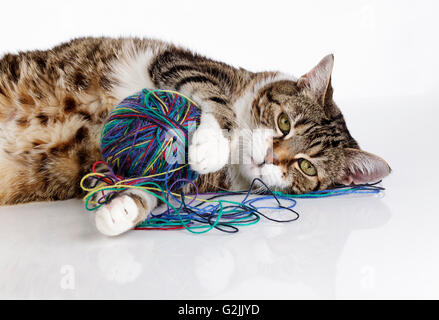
[0,37,390,235]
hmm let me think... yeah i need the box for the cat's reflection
[144,195,391,299]
[96,244,144,284]
[0,195,391,299]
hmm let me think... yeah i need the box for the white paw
[95,195,140,237]
[189,115,230,174]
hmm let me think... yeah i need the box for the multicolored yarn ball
[100,89,200,187]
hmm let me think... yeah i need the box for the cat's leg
[188,112,230,174]
[94,190,157,236]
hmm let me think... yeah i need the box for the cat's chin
[238,163,289,191]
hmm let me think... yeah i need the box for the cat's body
[0,37,391,236]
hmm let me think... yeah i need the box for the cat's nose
[264,148,279,166]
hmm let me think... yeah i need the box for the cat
[0,37,391,236]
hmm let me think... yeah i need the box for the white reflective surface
[0,97,438,299]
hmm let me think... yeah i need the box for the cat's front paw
[95,195,140,236]
[189,115,230,174]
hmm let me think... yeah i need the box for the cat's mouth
[240,154,289,190]
[240,156,264,181]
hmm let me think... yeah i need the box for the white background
[0,0,438,299]
[1,0,437,99]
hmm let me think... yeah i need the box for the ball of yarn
[100,89,200,187]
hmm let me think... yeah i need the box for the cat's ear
[297,54,334,106]
[337,148,391,185]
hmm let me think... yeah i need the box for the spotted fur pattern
[0,37,390,206]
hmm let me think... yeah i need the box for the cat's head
[237,54,391,193]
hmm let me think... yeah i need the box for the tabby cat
[0,37,390,236]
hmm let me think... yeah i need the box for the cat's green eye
[277,113,291,135]
[298,158,317,176]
